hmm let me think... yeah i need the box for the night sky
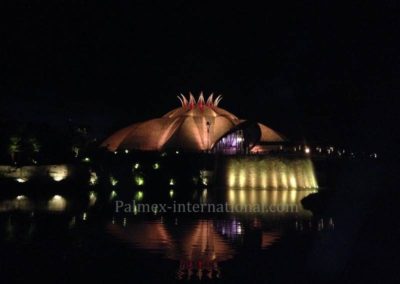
[1,1,398,156]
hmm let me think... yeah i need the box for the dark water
[0,160,398,283]
[0,186,331,283]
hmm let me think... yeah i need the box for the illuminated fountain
[226,156,318,189]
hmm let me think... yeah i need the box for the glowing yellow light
[249,166,256,188]
[250,190,256,204]
[134,176,144,186]
[228,171,236,187]
[228,190,235,203]
[48,195,67,211]
[133,163,140,170]
[110,176,118,186]
[289,171,297,188]
[225,157,318,190]
[239,168,246,188]
[82,157,90,162]
[272,190,278,205]
[261,190,267,203]
[89,171,98,186]
[124,149,129,154]
[271,171,278,189]
[261,171,268,189]
[83,212,87,221]
[152,163,160,170]
[304,147,310,154]
[281,171,288,189]
[169,178,175,186]
[290,190,297,203]
[169,189,174,198]
[49,165,69,182]
[89,191,97,206]
[239,189,246,204]
[16,178,27,183]
[110,190,117,200]
[281,190,288,204]
[135,191,143,201]
[16,195,27,200]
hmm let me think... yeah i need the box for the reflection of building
[107,217,285,280]
[101,93,284,153]
[107,219,234,280]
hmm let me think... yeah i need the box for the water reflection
[0,195,71,212]
[0,184,338,282]
[48,195,67,211]
[107,217,285,280]
[227,189,317,216]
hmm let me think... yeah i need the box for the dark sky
[1,1,399,155]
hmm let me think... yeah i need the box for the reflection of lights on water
[227,189,315,216]
[48,195,67,211]
[15,195,29,210]
[135,191,143,201]
[82,212,87,221]
[89,171,98,186]
[110,190,117,200]
[200,188,208,203]
[109,176,118,186]
[239,168,246,187]
[281,190,288,204]
[16,195,27,200]
[239,190,246,204]
[261,190,267,203]
[229,190,235,203]
[250,190,256,203]
[89,191,97,206]
[49,165,69,182]
[290,190,297,203]
[237,224,242,234]
[123,218,127,227]
[16,178,27,183]
[169,189,174,198]
[69,216,76,228]
[272,190,278,205]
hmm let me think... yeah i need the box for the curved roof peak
[177,92,223,109]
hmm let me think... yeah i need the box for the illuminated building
[101,93,285,153]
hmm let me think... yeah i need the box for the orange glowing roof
[101,93,285,152]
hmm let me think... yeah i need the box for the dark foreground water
[0,160,399,283]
